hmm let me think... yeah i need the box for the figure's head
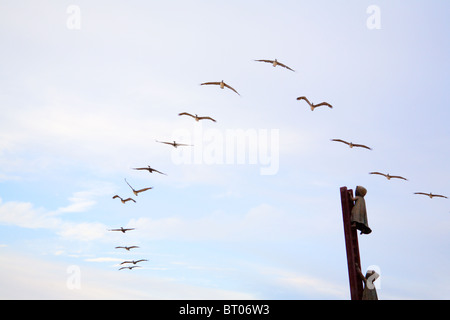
[355,185,367,197]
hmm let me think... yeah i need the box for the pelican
[296,96,333,111]
[108,227,135,233]
[112,195,136,204]
[132,165,166,175]
[178,112,216,122]
[414,192,448,199]
[119,266,141,271]
[369,172,408,181]
[254,59,295,72]
[200,80,240,96]
[156,140,193,148]
[120,259,148,265]
[115,246,140,251]
[125,178,153,196]
[331,139,372,150]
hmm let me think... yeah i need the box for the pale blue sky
[0,0,449,299]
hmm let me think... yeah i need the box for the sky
[0,0,449,300]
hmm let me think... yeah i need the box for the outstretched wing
[123,228,135,232]
[200,82,221,86]
[254,59,274,64]
[223,82,240,96]
[136,187,153,194]
[178,112,195,118]
[331,139,350,145]
[198,116,216,122]
[120,261,133,265]
[152,169,167,175]
[296,96,312,106]
[156,140,175,146]
[135,259,148,263]
[433,194,448,199]
[124,178,135,191]
[315,102,333,109]
[353,143,372,150]
[112,195,121,199]
[414,192,429,196]
[390,175,408,181]
[123,198,136,203]
[277,61,295,72]
[369,172,387,177]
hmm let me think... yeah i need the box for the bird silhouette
[156,140,193,148]
[178,112,216,122]
[200,80,240,96]
[108,227,135,233]
[124,179,153,196]
[296,96,333,111]
[255,59,295,72]
[369,172,408,181]
[132,165,166,175]
[331,139,372,150]
[120,259,148,265]
[112,195,136,204]
[414,192,448,199]
[119,266,141,270]
[115,246,140,251]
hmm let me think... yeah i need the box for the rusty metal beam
[340,186,363,300]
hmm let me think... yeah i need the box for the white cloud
[0,197,108,242]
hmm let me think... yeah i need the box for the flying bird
[108,227,135,233]
[124,179,153,196]
[200,80,240,96]
[119,266,141,271]
[115,246,140,251]
[255,59,295,72]
[112,195,136,204]
[296,96,333,111]
[120,259,148,265]
[369,172,408,181]
[414,192,448,199]
[156,140,193,148]
[331,139,372,150]
[132,165,166,175]
[178,112,216,122]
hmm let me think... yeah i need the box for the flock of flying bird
[104,57,446,271]
[108,168,166,270]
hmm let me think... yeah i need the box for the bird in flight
[124,178,153,196]
[254,59,295,72]
[120,259,148,265]
[108,227,135,233]
[178,112,216,122]
[296,96,333,111]
[119,266,141,271]
[369,172,408,181]
[132,165,166,175]
[200,80,240,96]
[115,246,140,251]
[414,192,448,199]
[112,195,136,204]
[331,139,372,150]
[156,140,193,148]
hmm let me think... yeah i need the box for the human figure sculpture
[351,186,372,234]
[356,263,379,300]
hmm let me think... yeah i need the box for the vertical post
[340,186,363,300]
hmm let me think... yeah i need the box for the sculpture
[351,186,372,234]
